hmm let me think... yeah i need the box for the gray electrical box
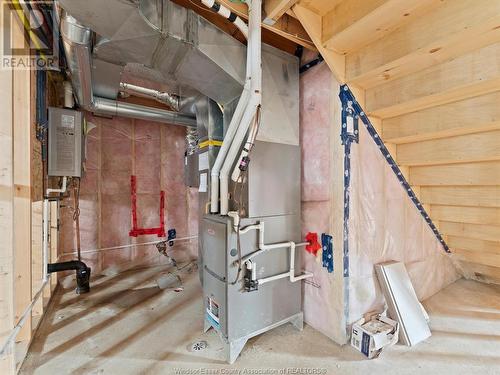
[48,107,83,177]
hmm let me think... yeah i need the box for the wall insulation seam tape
[339,84,451,254]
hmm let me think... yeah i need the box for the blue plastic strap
[321,233,334,273]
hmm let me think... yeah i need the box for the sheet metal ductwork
[59,0,298,146]
[60,13,197,127]
[59,0,246,105]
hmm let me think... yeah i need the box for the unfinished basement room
[1,0,500,374]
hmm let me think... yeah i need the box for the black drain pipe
[47,261,91,294]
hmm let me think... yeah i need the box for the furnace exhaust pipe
[208,0,250,213]
[218,0,262,215]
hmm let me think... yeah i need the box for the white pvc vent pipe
[218,0,262,215]
[232,220,313,285]
[209,0,253,213]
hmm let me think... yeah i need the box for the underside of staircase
[291,0,500,283]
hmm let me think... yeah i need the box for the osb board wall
[58,114,198,275]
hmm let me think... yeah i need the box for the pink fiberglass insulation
[300,61,346,343]
[347,107,460,325]
[299,57,460,341]
[58,113,198,275]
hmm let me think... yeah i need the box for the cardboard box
[351,314,399,359]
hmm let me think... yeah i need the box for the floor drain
[190,340,208,352]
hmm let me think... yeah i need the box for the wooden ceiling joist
[172,0,315,53]
[216,0,316,50]
[263,0,299,25]
[292,3,345,82]
[296,0,343,16]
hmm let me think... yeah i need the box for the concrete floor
[20,264,500,375]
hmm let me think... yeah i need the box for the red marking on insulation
[129,175,166,237]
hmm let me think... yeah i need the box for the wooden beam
[171,0,312,53]
[448,236,500,255]
[328,71,349,345]
[214,0,316,50]
[0,13,15,373]
[12,20,32,345]
[346,0,500,88]
[397,130,500,166]
[322,0,436,54]
[431,205,500,226]
[50,201,58,293]
[420,186,500,208]
[382,91,500,144]
[366,42,500,118]
[264,0,298,25]
[292,4,345,82]
[32,202,43,319]
[410,161,500,186]
[440,221,500,242]
[296,0,343,16]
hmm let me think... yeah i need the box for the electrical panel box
[48,107,83,177]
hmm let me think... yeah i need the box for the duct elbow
[61,12,95,109]
[155,92,180,111]
[60,13,92,46]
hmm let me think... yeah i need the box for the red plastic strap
[305,232,321,256]
[129,175,166,237]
